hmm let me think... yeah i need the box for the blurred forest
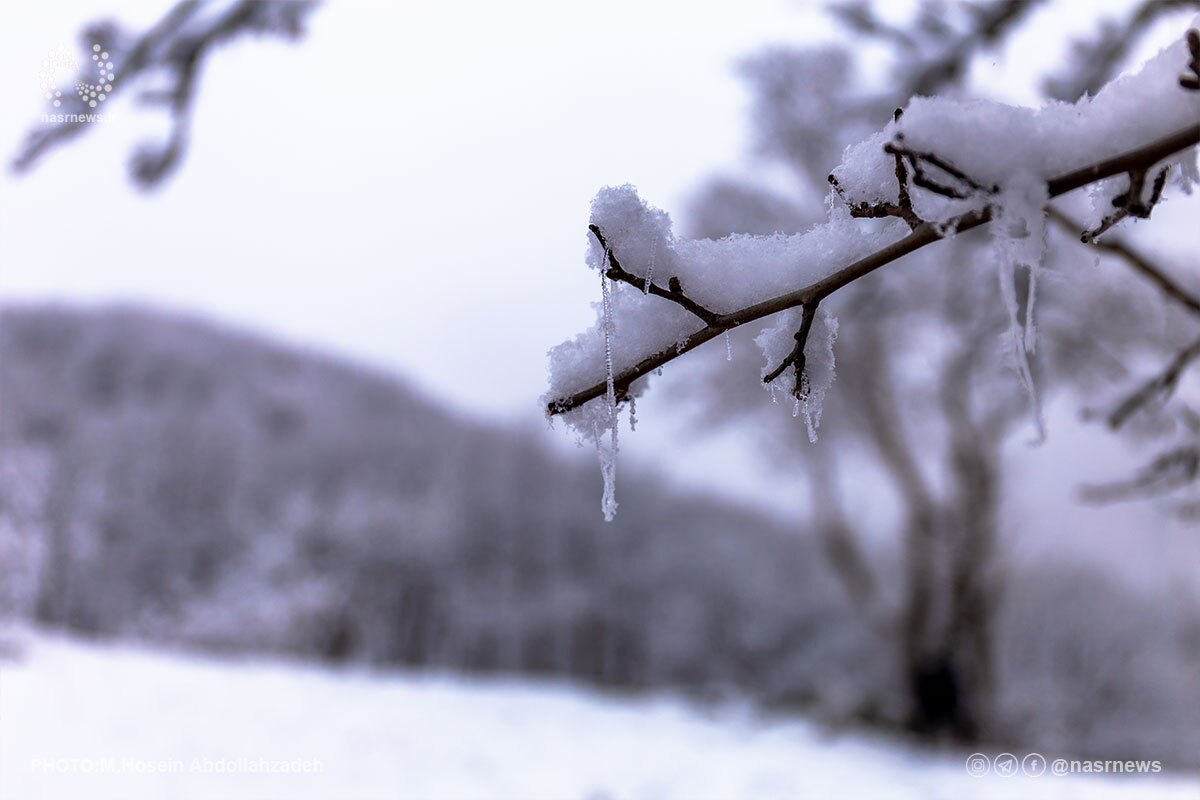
[3,0,1200,775]
[1,304,1198,766]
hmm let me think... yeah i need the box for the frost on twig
[1080,167,1170,243]
[758,304,839,443]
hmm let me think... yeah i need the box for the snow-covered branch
[546,122,1199,419]
[546,20,1200,518]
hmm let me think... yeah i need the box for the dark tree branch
[885,140,999,198]
[1105,335,1200,429]
[587,224,721,327]
[1048,207,1200,430]
[1049,207,1200,317]
[833,0,1045,99]
[828,1,919,52]
[1080,445,1200,502]
[547,122,1200,416]
[906,1,1043,96]
[1047,5,1200,100]
[1183,28,1200,90]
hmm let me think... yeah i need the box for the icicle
[592,419,618,521]
[643,240,656,294]
[802,412,819,443]
[996,261,1045,442]
[598,266,619,521]
[792,396,801,417]
[629,395,638,431]
[599,426,618,521]
[797,371,821,443]
[1023,262,1038,354]
[992,174,1048,443]
[724,331,733,361]
[601,268,616,411]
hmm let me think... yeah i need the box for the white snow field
[1,628,1197,800]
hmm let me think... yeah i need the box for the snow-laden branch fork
[546,22,1200,518]
[546,122,1200,417]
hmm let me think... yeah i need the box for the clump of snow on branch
[756,307,839,443]
[831,21,1200,228]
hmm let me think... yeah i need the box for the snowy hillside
[1,628,1196,800]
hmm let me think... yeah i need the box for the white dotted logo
[37,43,115,109]
[37,44,76,107]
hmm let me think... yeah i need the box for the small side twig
[885,139,1000,200]
[1106,335,1200,429]
[1080,166,1169,243]
[763,302,820,399]
[1080,445,1200,502]
[831,109,925,229]
[588,224,721,327]
[1049,208,1200,430]
[1050,207,1200,317]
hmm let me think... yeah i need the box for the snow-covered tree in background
[547,2,1200,742]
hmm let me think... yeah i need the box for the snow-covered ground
[1,627,1196,800]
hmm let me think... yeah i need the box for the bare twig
[832,109,924,229]
[1049,207,1200,317]
[1046,5,1200,99]
[1080,166,1169,243]
[1049,207,1200,429]
[885,140,999,199]
[833,0,1045,99]
[1080,444,1200,502]
[547,123,1200,416]
[1106,335,1200,429]
[587,224,720,327]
